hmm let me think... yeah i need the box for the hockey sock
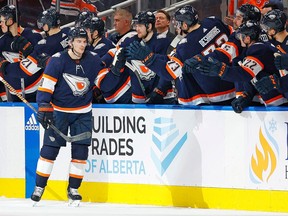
[68,144,88,188]
[68,159,86,189]
[35,145,60,188]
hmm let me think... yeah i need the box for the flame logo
[250,127,277,183]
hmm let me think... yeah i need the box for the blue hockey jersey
[3,28,70,101]
[148,17,232,105]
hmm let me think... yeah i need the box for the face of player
[135,23,148,39]
[176,20,189,34]
[155,12,169,32]
[72,38,87,54]
[42,24,49,32]
[84,28,93,44]
[233,12,243,30]
[0,16,8,33]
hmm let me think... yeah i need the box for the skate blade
[68,199,80,207]
[32,201,39,207]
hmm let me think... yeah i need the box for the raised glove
[254,74,280,95]
[198,57,229,77]
[11,36,33,58]
[37,103,54,129]
[36,53,50,69]
[182,54,205,74]
[231,92,252,113]
[125,41,155,66]
[274,53,288,70]
[146,88,166,104]
[0,57,9,75]
[110,48,126,76]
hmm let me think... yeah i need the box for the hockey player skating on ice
[30,27,108,206]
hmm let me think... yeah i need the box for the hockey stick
[0,76,91,142]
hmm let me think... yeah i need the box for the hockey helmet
[236,4,261,23]
[83,16,105,36]
[37,8,60,30]
[75,11,96,27]
[174,5,199,27]
[236,20,261,41]
[262,0,284,11]
[133,11,155,28]
[261,9,287,33]
[69,27,88,42]
[0,5,17,22]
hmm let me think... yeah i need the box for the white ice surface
[0,197,287,216]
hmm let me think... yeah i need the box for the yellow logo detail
[251,128,277,182]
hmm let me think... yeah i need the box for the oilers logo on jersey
[131,60,156,81]
[63,73,90,96]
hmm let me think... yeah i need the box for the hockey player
[0,4,42,101]
[31,26,128,203]
[0,4,42,48]
[0,8,70,102]
[252,10,288,98]
[126,10,176,104]
[191,21,287,112]
[125,5,232,105]
[82,16,114,103]
[183,4,262,106]
[30,27,105,205]
[83,16,114,57]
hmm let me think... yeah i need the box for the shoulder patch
[38,38,47,45]
[52,52,61,58]
[95,43,106,50]
[178,38,187,45]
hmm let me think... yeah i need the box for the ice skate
[31,186,45,206]
[67,187,82,207]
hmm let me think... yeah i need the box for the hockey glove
[198,57,229,78]
[0,57,9,76]
[182,54,205,74]
[274,53,288,70]
[125,41,155,66]
[146,88,166,104]
[110,48,126,76]
[36,53,50,69]
[11,36,33,58]
[254,74,280,95]
[37,103,54,129]
[231,92,252,114]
